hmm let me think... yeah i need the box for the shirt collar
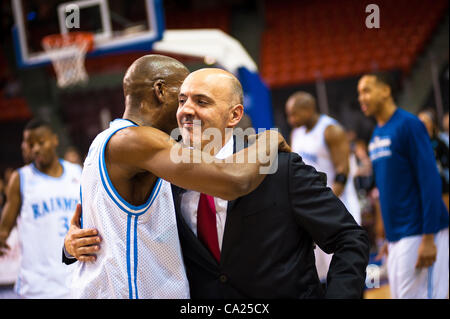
[215,136,234,159]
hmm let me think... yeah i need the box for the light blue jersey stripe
[126,214,141,299]
[127,214,133,299]
[134,217,139,299]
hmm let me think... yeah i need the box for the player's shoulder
[324,121,346,142]
[18,162,31,171]
[395,108,428,136]
[107,125,150,150]
[324,122,344,133]
[321,114,339,124]
[396,108,421,125]
[321,114,342,130]
[60,159,83,176]
[291,126,304,135]
[110,125,174,155]
[98,118,140,142]
[16,163,34,177]
[5,168,22,192]
[100,121,148,155]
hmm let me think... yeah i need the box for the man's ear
[381,83,391,99]
[153,79,166,104]
[52,133,59,148]
[229,104,244,127]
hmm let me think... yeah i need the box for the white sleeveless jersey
[16,160,81,298]
[291,115,361,224]
[71,119,190,299]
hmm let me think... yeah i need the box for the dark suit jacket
[172,151,370,299]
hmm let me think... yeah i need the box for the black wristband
[334,173,348,185]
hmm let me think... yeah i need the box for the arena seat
[260,0,449,87]
[0,93,32,122]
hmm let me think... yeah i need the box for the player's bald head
[183,68,244,107]
[122,55,189,131]
[285,91,318,128]
[123,54,189,98]
[286,91,317,112]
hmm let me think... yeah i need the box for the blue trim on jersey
[99,155,162,216]
[126,215,132,299]
[126,214,140,299]
[14,276,21,295]
[97,121,163,216]
[134,217,139,299]
[120,119,140,127]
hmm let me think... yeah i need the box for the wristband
[334,173,347,185]
[63,246,76,259]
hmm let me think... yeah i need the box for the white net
[42,33,93,88]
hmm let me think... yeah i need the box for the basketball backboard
[12,0,165,68]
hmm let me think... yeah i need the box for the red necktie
[197,193,221,262]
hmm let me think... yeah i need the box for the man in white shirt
[172,69,367,298]
[179,136,234,252]
[175,68,248,258]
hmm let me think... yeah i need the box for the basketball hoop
[42,32,94,88]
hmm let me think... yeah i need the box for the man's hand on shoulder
[247,130,291,153]
[275,131,291,153]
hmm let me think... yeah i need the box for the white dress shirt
[180,136,234,251]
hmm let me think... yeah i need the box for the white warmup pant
[314,191,361,282]
[314,248,333,282]
[387,228,449,299]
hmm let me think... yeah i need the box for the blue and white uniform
[369,108,449,298]
[71,119,189,299]
[16,160,81,298]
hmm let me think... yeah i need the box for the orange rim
[42,32,94,52]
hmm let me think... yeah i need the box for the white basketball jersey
[71,119,190,299]
[291,115,361,224]
[16,160,81,298]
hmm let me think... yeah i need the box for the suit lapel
[171,184,220,266]
[171,184,189,230]
[220,197,241,262]
[220,135,243,261]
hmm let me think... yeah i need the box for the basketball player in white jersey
[0,119,81,298]
[66,55,288,299]
[285,91,361,282]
